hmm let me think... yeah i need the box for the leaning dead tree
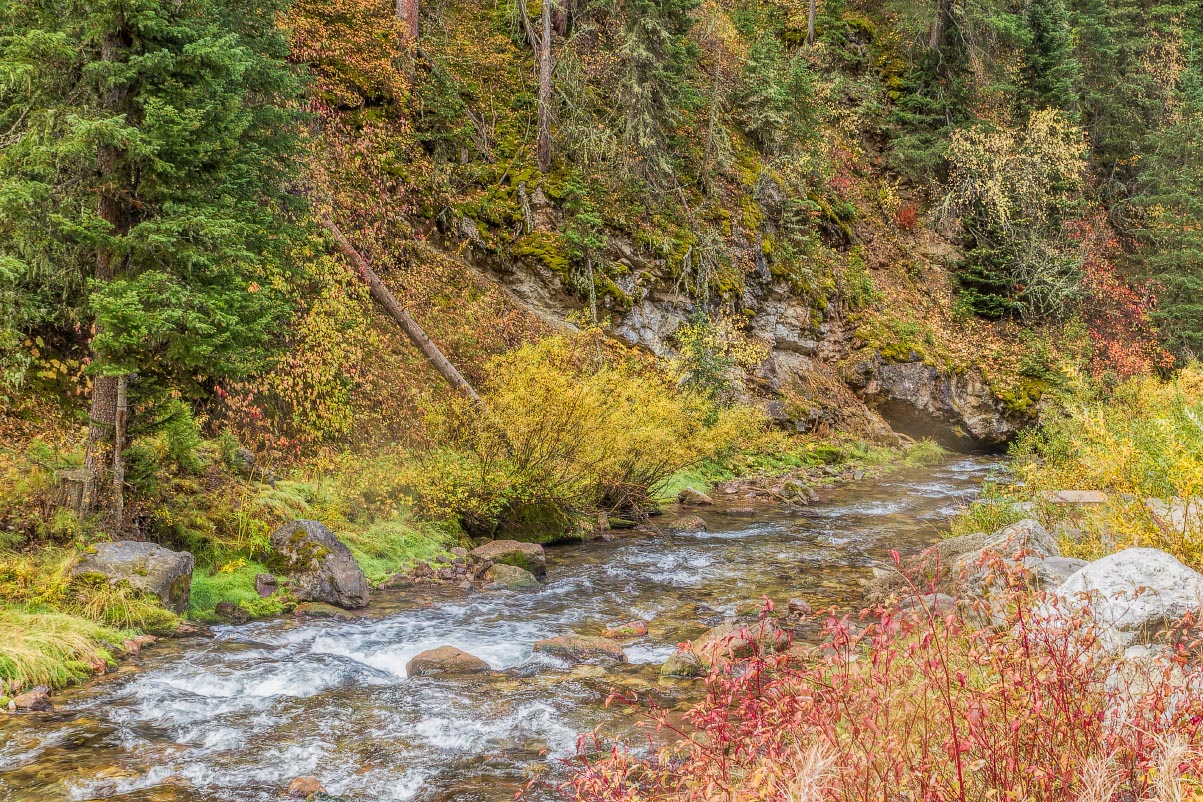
[320,214,482,405]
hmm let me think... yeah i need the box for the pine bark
[536,0,553,173]
[929,0,953,50]
[84,25,131,517]
[397,0,419,42]
[320,215,482,405]
[807,0,817,45]
[552,0,571,37]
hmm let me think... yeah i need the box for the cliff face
[439,210,1029,450]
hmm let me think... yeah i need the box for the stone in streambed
[293,602,357,620]
[287,777,325,798]
[659,650,704,678]
[677,487,714,506]
[73,541,194,613]
[469,540,547,577]
[602,620,648,639]
[214,601,250,624]
[406,646,491,677]
[482,563,540,590]
[270,520,370,609]
[667,515,707,533]
[9,687,53,712]
[533,635,627,664]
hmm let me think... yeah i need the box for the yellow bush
[1008,364,1203,566]
[405,335,766,535]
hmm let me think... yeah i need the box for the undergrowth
[571,559,1203,802]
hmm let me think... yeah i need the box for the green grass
[189,560,285,621]
[904,439,950,467]
[0,607,130,689]
[341,519,458,584]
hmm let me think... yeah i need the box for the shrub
[405,335,767,534]
[1006,365,1203,567]
[570,562,1203,802]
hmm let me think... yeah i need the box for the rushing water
[0,458,999,802]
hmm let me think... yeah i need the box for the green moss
[994,376,1050,414]
[511,230,571,275]
[189,561,285,622]
[340,519,457,583]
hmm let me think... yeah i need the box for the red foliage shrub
[569,555,1203,802]
[896,203,919,231]
[1070,215,1174,379]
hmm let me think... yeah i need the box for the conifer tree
[1021,0,1080,114]
[615,0,699,181]
[0,0,303,517]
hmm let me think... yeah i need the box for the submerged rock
[269,520,370,609]
[601,620,648,639]
[469,540,547,577]
[1053,547,1203,651]
[660,650,704,678]
[482,563,540,590]
[73,541,194,613]
[406,646,491,677]
[293,602,357,620]
[533,635,627,664]
[666,515,707,533]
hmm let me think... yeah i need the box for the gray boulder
[469,540,547,577]
[1054,547,1203,651]
[73,541,194,613]
[269,520,370,609]
[482,563,540,590]
[1030,556,1089,590]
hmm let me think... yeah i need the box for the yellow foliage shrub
[403,335,767,536]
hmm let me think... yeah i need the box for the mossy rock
[494,500,579,545]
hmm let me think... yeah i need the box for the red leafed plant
[568,553,1203,802]
[1071,214,1174,379]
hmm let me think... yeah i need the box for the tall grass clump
[402,335,767,538]
[0,609,129,689]
[1007,364,1203,566]
[570,561,1203,802]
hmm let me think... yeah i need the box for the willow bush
[401,335,766,538]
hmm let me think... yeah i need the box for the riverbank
[0,398,944,704]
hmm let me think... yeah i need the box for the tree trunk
[111,375,128,531]
[929,0,953,50]
[320,215,482,405]
[397,0,419,43]
[807,0,817,45]
[552,0,571,37]
[84,25,131,517]
[537,0,553,173]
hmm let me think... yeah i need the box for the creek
[0,457,999,802]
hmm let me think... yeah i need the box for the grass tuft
[0,608,129,689]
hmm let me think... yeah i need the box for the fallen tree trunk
[320,214,482,406]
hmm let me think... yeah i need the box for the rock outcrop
[1052,547,1203,651]
[845,353,1021,446]
[469,540,547,577]
[406,646,491,677]
[73,541,194,613]
[269,520,370,609]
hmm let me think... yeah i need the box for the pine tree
[0,0,303,517]
[1021,0,1080,114]
[615,0,699,182]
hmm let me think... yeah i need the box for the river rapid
[0,457,999,802]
